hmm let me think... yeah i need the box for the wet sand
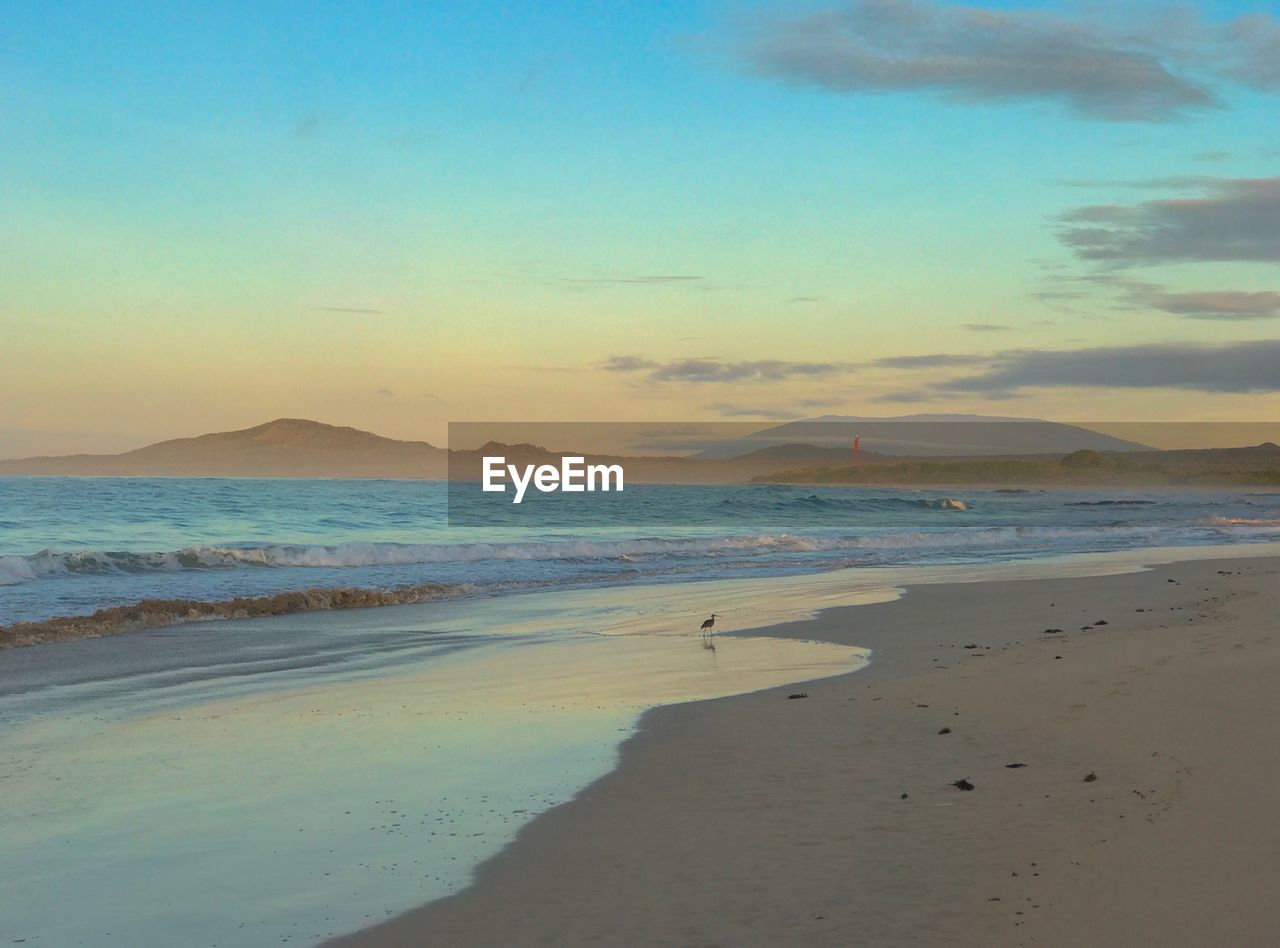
[330,552,1280,947]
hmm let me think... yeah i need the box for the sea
[2,476,1279,946]
[4,477,1280,627]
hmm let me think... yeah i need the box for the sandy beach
[330,552,1280,947]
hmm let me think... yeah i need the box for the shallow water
[0,589,867,947]
[4,469,1279,946]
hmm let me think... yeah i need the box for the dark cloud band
[734,1,1280,123]
[940,340,1280,394]
[1058,177,1280,264]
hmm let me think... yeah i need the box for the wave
[5,514,1274,588]
[1202,516,1280,527]
[0,527,1075,586]
[0,582,457,648]
[6,518,1262,588]
[5,534,951,584]
[716,494,972,513]
[0,538,860,583]
[1068,499,1158,507]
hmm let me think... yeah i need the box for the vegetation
[753,448,1280,488]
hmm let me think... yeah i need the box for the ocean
[3,476,1280,627]
[3,476,1280,946]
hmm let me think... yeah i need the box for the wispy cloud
[1035,271,1280,322]
[871,389,948,404]
[705,401,803,420]
[732,2,1280,123]
[562,275,703,288]
[605,355,851,383]
[1057,177,1280,264]
[312,306,385,315]
[874,353,990,369]
[293,114,323,138]
[652,358,847,383]
[602,355,661,373]
[1058,175,1217,190]
[934,340,1280,395]
[962,323,1012,332]
[1128,288,1280,320]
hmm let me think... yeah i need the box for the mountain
[696,414,1151,458]
[0,419,448,478]
[732,442,876,463]
[0,420,873,483]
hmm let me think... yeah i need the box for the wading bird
[701,614,721,649]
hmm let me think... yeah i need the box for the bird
[700,613,720,638]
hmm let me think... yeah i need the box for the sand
[329,553,1280,947]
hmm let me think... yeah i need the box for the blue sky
[2,1,1278,452]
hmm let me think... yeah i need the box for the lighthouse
[852,435,860,459]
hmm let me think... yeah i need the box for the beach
[331,552,1280,947]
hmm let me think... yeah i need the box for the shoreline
[7,538,1280,649]
[328,547,1280,947]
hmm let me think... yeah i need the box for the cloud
[562,275,702,288]
[1225,14,1280,89]
[962,323,1012,332]
[705,401,803,420]
[735,0,1229,122]
[1057,177,1280,264]
[1130,288,1280,320]
[312,306,385,315]
[1038,272,1280,321]
[652,358,848,383]
[1058,175,1216,190]
[871,389,948,404]
[293,114,322,138]
[937,340,1280,394]
[601,355,660,373]
[873,353,991,369]
[605,355,850,383]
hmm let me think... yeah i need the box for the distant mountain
[696,414,1151,458]
[0,419,448,478]
[732,442,876,464]
[0,415,1166,481]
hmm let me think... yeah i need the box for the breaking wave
[1202,516,1280,527]
[0,582,458,648]
[716,493,972,513]
[4,517,1263,589]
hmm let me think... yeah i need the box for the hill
[697,415,1150,458]
[754,446,1280,488]
[0,419,448,478]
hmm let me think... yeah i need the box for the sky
[2,0,1279,455]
